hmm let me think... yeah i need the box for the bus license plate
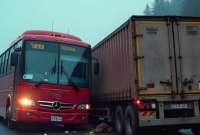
[170,104,189,109]
[51,116,63,122]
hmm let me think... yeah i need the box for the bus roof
[19,30,90,48]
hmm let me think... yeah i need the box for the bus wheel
[114,106,124,135]
[6,105,17,129]
[125,106,138,135]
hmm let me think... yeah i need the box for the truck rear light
[151,103,156,109]
[143,102,157,110]
[144,104,151,110]
[134,99,145,109]
[135,99,157,110]
[136,99,141,105]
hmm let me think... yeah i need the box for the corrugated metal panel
[92,20,134,101]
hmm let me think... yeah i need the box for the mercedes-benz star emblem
[52,101,61,110]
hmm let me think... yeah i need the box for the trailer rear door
[174,21,200,94]
[135,21,176,96]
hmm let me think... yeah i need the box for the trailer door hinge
[135,56,144,61]
[168,56,173,60]
[138,87,147,91]
[178,56,182,59]
[134,34,143,39]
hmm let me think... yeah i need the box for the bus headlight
[19,98,35,107]
[78,104,91,110]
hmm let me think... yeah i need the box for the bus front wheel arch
[5,102,17,129]
[6,98,10,110]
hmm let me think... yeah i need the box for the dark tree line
[144,0,200,17]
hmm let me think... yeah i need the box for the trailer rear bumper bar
[139,117,200,127]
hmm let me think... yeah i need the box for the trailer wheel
[114,106,124,135]
[6,105,17,129]
[125,106,138,135]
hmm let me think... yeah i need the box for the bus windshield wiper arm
[50,59,57,74]
[35,60,57,87]
[61,62,79,91]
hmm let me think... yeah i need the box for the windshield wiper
[35,60,57,87]
[61,61,79,91]
[50,59,57,74]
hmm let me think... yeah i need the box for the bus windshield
[23,40,90,87]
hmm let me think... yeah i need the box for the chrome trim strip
[38,101,54,104]
[39,104,52,108]
[38,100,76,109]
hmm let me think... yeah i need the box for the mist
[144,0,200,17]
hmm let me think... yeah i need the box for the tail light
[136,99,141,105]
[134,99,144,109]
[135,99,157,110]
[142,102,157,110]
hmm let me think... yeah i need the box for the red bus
[0,30,91,129]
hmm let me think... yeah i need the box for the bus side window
[4,51,9,74]
[0,55,3,76]
[9,47,15,71]
[3,52,7,75]
[6,50,11,73]
[0,56,1,76]
[15,40,22,49]
[1,54,5,75]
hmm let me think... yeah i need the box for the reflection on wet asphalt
[0,120,195,135]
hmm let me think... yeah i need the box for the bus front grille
[38,101,76,110]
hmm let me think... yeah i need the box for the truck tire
[6,105,17,130]
[114,106,124,135]
[125,106,138,135]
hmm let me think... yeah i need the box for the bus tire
[6,105,17,130]
[114,106,124,135]
[125,106,138,135]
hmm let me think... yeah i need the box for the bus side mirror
[11,52,19,66]
[94,62,99,75]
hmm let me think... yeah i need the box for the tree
[144,4,152,15]
[152,0,170,15]
[168,0,184,16]
[145,0,184,16]
[144,0,200,17]
[182,0,200,17]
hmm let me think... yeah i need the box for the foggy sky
[0,0,152,53]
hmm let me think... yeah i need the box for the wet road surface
[0,119,195,135]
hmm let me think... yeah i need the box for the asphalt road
[0,119,195,135]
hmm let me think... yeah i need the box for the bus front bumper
[15,109,89,125]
